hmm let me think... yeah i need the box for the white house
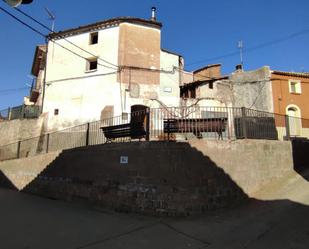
[29,13,187,130]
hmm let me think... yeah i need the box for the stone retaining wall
[0,140,294,216]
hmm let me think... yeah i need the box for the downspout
[41,37,49,114]
[119,66,124,114]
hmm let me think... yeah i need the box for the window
[54,109,59,115]
[89,32,98,45]
[86,58,98,71]
[189,88,196,98]
[289,80,301,94]
[181,87,196,99]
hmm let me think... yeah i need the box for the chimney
[235,64,243,72]
[151,7,157,21]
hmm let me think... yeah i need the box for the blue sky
[0,0,308,109]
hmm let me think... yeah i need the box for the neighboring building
[180,64,309,139]
[28,12,187,130]
[180,64,231,108]
[230,66,274,113]
[229,66,309,119]
[271,70,309,119]
[25,10,309,137]
[271,70,309,137]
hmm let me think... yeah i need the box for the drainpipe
[41,37,49,114]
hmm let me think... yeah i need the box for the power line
[5,4,308,88]
[0,87,29,93]
[0,4,216,82]
[0,5,183,90]
[12,4,118,69]
[0,5,116,70]
[0,5,46,36]
[186,28,309,67]
[46,71,120,85]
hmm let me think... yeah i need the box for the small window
[86,58,98,71]
[289,80,301,94]
[181,87,195,98]
[189,88,196,98]
[54,109,59,115]
[89,32,98,45]
[209,82,214,89]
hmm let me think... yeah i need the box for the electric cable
[186,28,309,67]
[2,0,119,69]
[0,5,117,70]
[13,5,118,69]
[0,86,29,94]
[2,4,308,88]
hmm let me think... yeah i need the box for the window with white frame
[289,80,301,94]
[86,58,98,72]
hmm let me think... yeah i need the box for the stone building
[180,64,232,109]
[179,64,309,139]
[28,12,190,130]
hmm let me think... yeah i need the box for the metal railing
[0,105,40,121]
[0,106,308,161]
[0,108,10,120]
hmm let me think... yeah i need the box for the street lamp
[5,0,33,7]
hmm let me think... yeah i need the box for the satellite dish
[5,0,33,7]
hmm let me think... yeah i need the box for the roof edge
[161,48,183,58]
[49,17,162,40]
[193,64,222,73]
[271,70,309,78]
[180,76,229,88]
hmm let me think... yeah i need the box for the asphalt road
[0,170,309,249]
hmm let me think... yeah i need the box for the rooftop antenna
[44,7,56,32]
[238,40,244,67]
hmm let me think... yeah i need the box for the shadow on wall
[6,142,248,216]
[0,141,309,248]
[291,138,309,181]
[0,140,308,217]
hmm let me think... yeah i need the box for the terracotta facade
[118,23,161,85]
[271,72,309,120]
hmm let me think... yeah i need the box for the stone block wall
[0,140,294,216]
[0,115,47,146]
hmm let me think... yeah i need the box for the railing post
[167,119,170,141]
[21,105,25,119]
[46,133,50,153]
[17,141,21,158]
[145,108,150,141]
[241,107,247,139]
[85,123,90,146]
[7,107,11,120]
[285,115,290,140]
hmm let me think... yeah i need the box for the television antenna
[44,7,55,32]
